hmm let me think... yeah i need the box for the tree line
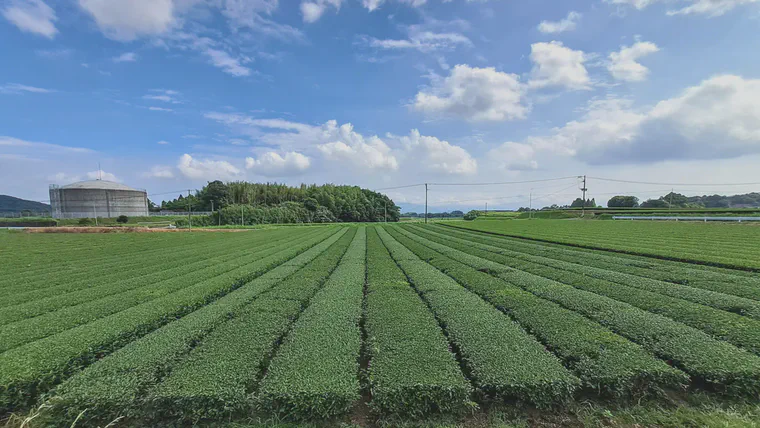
[158,181,400,225]
[607,192,760,209]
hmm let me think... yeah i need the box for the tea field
[1,222,760,427]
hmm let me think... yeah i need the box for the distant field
[451,219,760,270]
[3,224,760,426]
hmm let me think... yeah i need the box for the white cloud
[78,0,175,41]
[528,41,591,91]
[608,41,659,82]
[538,11,581,34]
[145,95,172,102]
[522,75,760,164]
[604,0,657,10]
[112,52,138,63]
[245,151,311,176]
[2,0,57,38]
[487,142,539,171]
[0,83,52,94]
[317,123,399,170]
[361,0,428,11]
[144,90,181,103]
[301,2,326,22]
[36,48,73,58]
[300,0,342,22]
[605,0,758,16]
[413,64,528,122]
[149,106,173,112]
[0,136,91,153]
[86,170,120,182]
[157,140,171,145]
[144,165,175,178]
[48,172,82,183]
[399,129,477,175]
[217,0,303,41]
[365,31,471,53]
[667,0,759,16]
[362,0,384,10]
[177,153,242,180]
[202,48,251,77]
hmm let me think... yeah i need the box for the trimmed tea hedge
[376,227,579,408]
[364,227,472,416]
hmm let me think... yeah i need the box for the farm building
[49,180,148,219]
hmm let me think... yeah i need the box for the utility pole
[384,200,387,223]
[241,206,244,227]
[94,206,98,226]
[669,188,674,214]
[187,190,192,230]
[580,175,588,218]
[424,183,429,224]
[485,202,488,215]
[529,190,533,220]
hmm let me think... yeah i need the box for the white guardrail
[613,216,760,222]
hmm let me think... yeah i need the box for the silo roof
[61,180,142,191]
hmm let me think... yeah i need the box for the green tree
[607,196,639,208]
[640,198,668,208]
[200,180,230,211]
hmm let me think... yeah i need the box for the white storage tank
[49,180,148,219]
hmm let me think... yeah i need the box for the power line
[427,184,580,207]
[428,176,578,187]
[589,177,760,187]
[374,183,426,191]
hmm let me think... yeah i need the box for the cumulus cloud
[488,142,539,171]
[607,41,659,82]
[2,0,57,38]
[112,52,138,63]
[413,64,528,122]
[78,0,175,41]
[157,140,171,145]
[48,172,82,183]
[522,75,760,164]
[300,0,342,22]
[177,153,242,180]
[399,130,477,175]
[149,106,173,112]
[528,41,591,91]
[205,113,482,174]
[86,170,120,182]
[317,123,399,170]
[537,11,581,34]
[245,151,311,176]
[144,165,175,178]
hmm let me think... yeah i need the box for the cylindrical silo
[49,180,149,219]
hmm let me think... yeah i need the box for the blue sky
[2,0,760,211]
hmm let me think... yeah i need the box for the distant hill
[0,195,51,213]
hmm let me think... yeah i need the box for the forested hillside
[0,195,51,213]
